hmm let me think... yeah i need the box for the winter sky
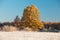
[0,0,60,22]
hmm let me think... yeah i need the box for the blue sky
[0,0,60,22]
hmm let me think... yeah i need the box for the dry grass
[2,26,18,32]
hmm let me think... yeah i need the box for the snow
[0,31,60,40]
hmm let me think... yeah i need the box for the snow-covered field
[0,31,60,40]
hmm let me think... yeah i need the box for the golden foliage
[20,5,44,31]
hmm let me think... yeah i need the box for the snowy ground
[0,31,60,40]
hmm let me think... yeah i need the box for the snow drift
[0,31,60,40]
